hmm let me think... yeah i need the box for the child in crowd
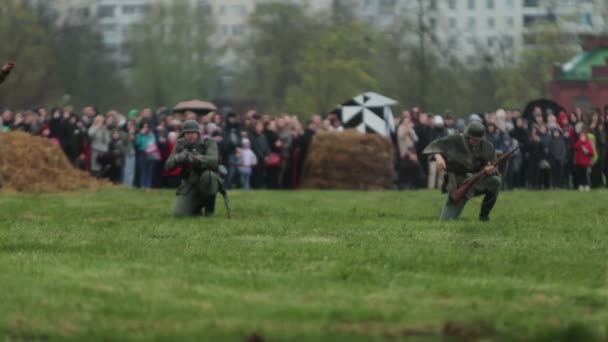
[573,130,595,191]
[236,138,257,190]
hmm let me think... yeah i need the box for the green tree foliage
[495,23,579,110]
[238,3,319,113]
[128,0,219,108]
[374,9,473,116]
[31,1,131,112]
[0,0,57,108]
[284,23,378,115]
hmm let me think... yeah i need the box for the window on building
[122,5,137,15]
[503,36,515,48]
[506,0,514,8]
[524,0,539,7]
[429,17,436,29]
[487,36,495,47]
[79,7,90,18]
[221,25,230,35]
[100,23,116,32]
[468,0,475,10]
[449,17,457,28]
[487,0,495,9]
[448,36,458,49]
[378,0,396,12]
[488,17,495,28]
[221,4,246,17]
[447,0,456,10]
[466,55,476,65]
[468,17,476,29]
[232,24,245,35]
[506,17,514,27]
[581,13,593,27]
[98,5,115,18]
[104,43,120,54]
[523,15,539,27]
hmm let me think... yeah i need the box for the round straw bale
[301,130,396,190]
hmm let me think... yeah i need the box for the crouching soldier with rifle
[423,121,515,221]
[165,120,230,218]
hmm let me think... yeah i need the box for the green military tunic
[423,133,501,221]
[165,136,222,217]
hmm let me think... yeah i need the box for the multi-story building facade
[35,0,608,69]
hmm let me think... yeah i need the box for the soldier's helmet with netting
[181,120,200,134]
[464,121,485,138]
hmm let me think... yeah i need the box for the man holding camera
[165,120,223,217]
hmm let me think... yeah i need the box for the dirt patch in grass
[246,332,265,342]
[339,320,494,341]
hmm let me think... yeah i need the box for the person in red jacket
[573,130,595,191]
[162,131,181,188]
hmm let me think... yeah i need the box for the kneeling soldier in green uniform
[165,120,223,217]
[423,121,500,221]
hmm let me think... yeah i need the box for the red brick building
[550,35,608,113]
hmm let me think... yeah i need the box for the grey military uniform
[423,122,501,221]
[165,123,223,217]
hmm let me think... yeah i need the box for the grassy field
[0,188,607,341]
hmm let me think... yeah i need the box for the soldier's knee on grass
[485,175,501,193]
[172,196,198,218]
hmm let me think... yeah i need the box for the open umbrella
[173,100,217,114]
[335,92,397,137]
[523,98,564,122]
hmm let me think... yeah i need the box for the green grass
[0,188,607,341]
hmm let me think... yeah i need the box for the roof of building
[560,48,608,81]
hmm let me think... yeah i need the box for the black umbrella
[523,98,564,123]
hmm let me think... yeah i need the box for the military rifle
[449,146,519,204]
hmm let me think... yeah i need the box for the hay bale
[301,130,396,190]
[0,131,106,192]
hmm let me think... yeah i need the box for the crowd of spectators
[395,106,607,191]
[1,104,606,192]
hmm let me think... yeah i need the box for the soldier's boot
[204,195,216,217]
[479,191,497,221]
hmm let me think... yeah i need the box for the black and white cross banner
[338,92,397,137]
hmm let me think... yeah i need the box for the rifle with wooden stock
[449,146,519,203]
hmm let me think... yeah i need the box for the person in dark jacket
[250,122,271,188]
[509,117,529,188]
[549,129,567,188]
[65,114,87,168]
[222,112,241,189]
[0,61,15,84]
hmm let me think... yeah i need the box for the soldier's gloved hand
[174,152,189,164]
